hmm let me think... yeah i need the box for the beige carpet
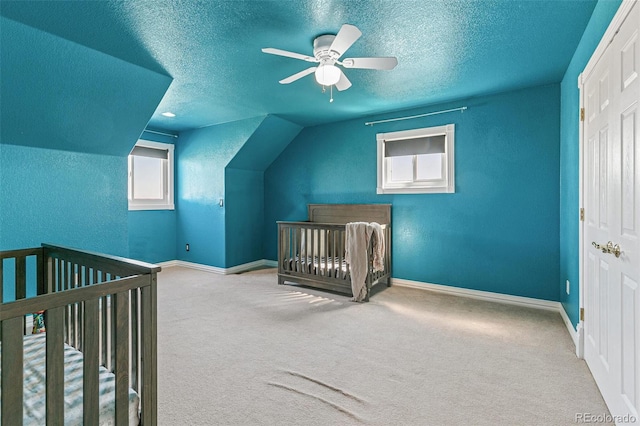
[156,267,611,425]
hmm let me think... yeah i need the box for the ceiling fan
[262,24,398,98]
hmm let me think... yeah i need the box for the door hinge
[580,108,585,122]
[580,308,585,321]
[580,208,585,221]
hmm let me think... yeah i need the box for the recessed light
[161,111,176,118]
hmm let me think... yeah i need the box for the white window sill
[377,187,454,194]
[128,203,175,211]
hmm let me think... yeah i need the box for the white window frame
[377,124,455,194]
[128,140,175,210]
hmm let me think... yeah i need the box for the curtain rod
[364,106,467,126]
[143,128,178,138]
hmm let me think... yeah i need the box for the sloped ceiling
[227,115,303,171]
[0,0,598,133]
[1,16,172,156]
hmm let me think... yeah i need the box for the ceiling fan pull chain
[330,84,334,103]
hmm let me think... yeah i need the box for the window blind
[130,145,168,159]
[384,135,445,157]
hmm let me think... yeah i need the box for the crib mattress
[0,332,139,425]
[287,255,349,275]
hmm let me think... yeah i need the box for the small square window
[377,124,455,194]
[128,140,175,210]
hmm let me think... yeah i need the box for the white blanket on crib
[345,222,385,302]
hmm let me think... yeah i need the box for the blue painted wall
[559,0,622,328]
[225,115,302,267]
[128,130,178,264]
[225,168,264,266]
[175,115,302,268]
[176,117,264,267]
[0,142,129,304]
[1,17,171,297]
[0,144,128,255]
[265,84,561,301]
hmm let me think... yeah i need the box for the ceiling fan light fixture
[315,64,341,86]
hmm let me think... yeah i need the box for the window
[128,140,174,210]
[377,124,455,194]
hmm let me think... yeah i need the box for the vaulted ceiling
[1,0,598,132]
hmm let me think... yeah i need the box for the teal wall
[560,0,622,328]
[175,115,301,268]
[0,144,129,255]
[225,115,302,267]
[0,145,129,301]
[176,117,264,267]
[225,168,265,266]
[1,15,170,298]
[265,84,561,301]
[128,130,178,264]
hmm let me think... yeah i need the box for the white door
[583,2,640,423]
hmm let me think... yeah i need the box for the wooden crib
[277,204,391,301]
[0,244,158,425]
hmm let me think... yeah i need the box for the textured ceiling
[1,0,598,131]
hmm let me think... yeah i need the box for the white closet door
[583,2,640,423]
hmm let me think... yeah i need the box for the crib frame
[277,204,391,301]
[0,243,159,425]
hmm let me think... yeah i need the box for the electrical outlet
[566,280,570,295]
[186,243,190,252]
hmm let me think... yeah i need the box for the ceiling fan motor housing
[313,34,339,62]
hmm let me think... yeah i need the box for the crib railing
[0,244,159,426]
[277,221,391,298]
[279,222,348,278]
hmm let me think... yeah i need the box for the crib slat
[102,294,109,368]
[294,228,300,272]
[331,230,336,278]
[141,276,158,426]
[338,230,345,280]
[78,266,84,351]
[324,229,329,276]
[310,227,315,275]
[65,261,72,346]
[114,291,130,425]
[37,251,46,296]
[16,256,26,300]
[46,306,65,425]
[83,298,100,425]
[1,317,23,426]
[131,288,139,391]
[0,257,4,303]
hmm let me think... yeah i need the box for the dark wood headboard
[307,204,391,225]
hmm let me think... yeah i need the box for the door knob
[592,241,621,258]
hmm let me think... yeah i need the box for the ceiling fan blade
[262,48,316,62]
[342,57,398,70]
[279,67,317,84]
[335,69,352,91]
[329,24,362,57]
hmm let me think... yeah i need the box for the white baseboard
[159,259,276,275]
[392,278,578,350]
[157,260,180,268]
[558,304,578,348]
[392,278,560,311]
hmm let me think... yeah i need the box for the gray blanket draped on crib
[345,222,385,302]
